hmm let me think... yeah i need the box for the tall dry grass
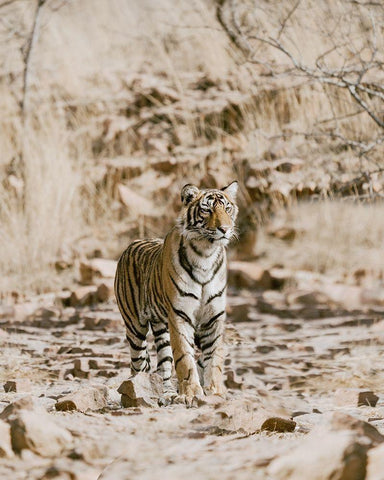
[0,0,382,294]
[257,200,384,277]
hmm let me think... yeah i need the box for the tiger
[114,181,238,404]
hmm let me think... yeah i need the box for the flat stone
[228,261,272,290]
[334,389,379,408]
[4,379,32,393]
[70,286,98,307]
[55,386,108,412]
[213,400,296,434]
[80,258,117,285]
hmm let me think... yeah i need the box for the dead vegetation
[0,0,383,294]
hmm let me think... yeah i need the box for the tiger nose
[218,225,230,234]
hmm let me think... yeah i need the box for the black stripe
[171,306,195,328]
[200,310,225,331]
[201,334,220,352]
[178,237,200,283]
[152,326,168,337]
[206,283,227,304]
[169,274,199,300]
[190,240,210,258]
[156,340,170,353]
[157,356,173,368]
[175,354,185,369]
[124,319,147,341]
[126,336,146,351]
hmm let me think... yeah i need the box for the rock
[228,302,253,323]
[213,400,296,434]
[69,286,98,307]
[3,379,32,393]
[0,419,14,457]
[274,158,304,173]
[228,261,272,290]
[287,290,330,306]
[267,226,296,241]
[269,268,293,289]
[97,280,114,302]
[79,258,117,285]
[328,412,384,447]
[1,399,73,457]
[361,288,384,307]
[55,386,108,412]
[9,409,73,457]
[268,430,367,480]
[224,370,243,390]
[118,373,163,408]
[367,443,384,480]
[73,359,90,379]
[334,389,379,408]
[117,183,158,216]
[0,396,37,420]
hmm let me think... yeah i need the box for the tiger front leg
[199,312,226,397]
[168,312,203,404]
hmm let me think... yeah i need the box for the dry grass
[0,0,382,294]
[257,200,384,277]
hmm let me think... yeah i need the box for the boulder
[9,409,73,457]
[79,259,117,285]
[228,261,272,290]
[69,286,98,307]
[268,430,367,480]
[0,419,14,458]
[0,396,37,420]
[366,443,384,480]
[55,386,108,412]
[1,398,73,457]
[213,400,296,434]
[268,412,384,480]
[118,373,163,408]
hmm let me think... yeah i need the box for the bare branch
[21,0,46,118]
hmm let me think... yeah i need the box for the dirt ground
[1,279,384,480]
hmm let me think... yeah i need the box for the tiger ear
[181,184,200,205]
[222,181,238,202]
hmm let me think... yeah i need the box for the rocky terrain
[1,260,384,480]
[0,1,384,478]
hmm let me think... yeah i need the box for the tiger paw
[158,390,178,407]
[203,384,226,397]
[171,394,201,407]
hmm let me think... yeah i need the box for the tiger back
[114,181,239,404]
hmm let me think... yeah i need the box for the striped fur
[114,181,238,401]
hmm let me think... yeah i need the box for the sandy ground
[0,287,384,479]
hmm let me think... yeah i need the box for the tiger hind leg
[125,326,151,374]
[152,320,173,390]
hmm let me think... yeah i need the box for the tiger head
[178,181,239,245]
